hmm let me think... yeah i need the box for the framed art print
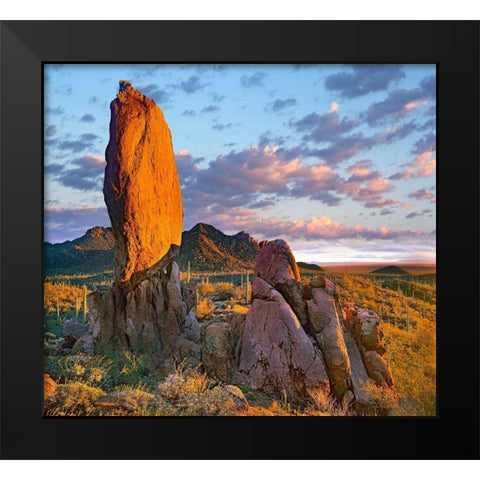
[1,20,479,459]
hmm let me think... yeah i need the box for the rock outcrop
[239,239,397,411]
[89,81,200,375]
[104,80,183,286]
[346,309,394,388]
[306,279,351,398]
[253,239,308,325]
[239,276,330,403]
[202,322,233,383]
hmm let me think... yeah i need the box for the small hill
[44,226,115,275]
[297,261,324,273]
[176,223,260,272]
[371,265,409,275]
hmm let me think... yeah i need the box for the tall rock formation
[104,80,183,286]
[88,81,200,374]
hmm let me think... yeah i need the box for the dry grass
[196,298,215,319]
[232,304,249,315]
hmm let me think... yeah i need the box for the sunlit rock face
[104,80,183,285]
[89,81,199,374]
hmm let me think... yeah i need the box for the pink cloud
[390,149,436,180]
[409,187,436,202]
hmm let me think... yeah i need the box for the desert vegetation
[44,268,436,416]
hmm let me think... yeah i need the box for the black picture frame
[1,20,479,460]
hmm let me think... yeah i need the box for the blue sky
[44,64,436,263]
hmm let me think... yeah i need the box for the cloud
[408,188,435,201]
[80,133,100,142]
[57,140,93,153]
[175,150,203,185]
[201,104,220,114]
[271,98,297,112]
[44,206,109,243]
[211,93,225,102]
[47,154,106,192]
[72,153,105,171]
[389,134,436,180]
[89,96,99,104]
[180,145,399,218]
[366,90,428,126]
[420,75,436,99]
[45,106,65,115]
[212,123,233,131]
[80,113,95,123]
[290,103,358,142]
[406,212,419,219]
[290,120,418,166]
[45,124,57,137]
[380,209,394,216]
[324,65,405,98]
[44,163,65,175]
[412,133,435,154]
[240,72,266,87]
[187,207,433,245]
[248,199,275,209]
[137,84,170,104]
[174,75,207,94]
[364,75,435,126]
[182,109,197,116]
[55,132,102,153]
[336,160,395,208]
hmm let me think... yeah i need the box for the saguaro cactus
[83,284,88,322]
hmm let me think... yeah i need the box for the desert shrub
[305,388,349,416]
[197,282,214,297]
[105,384,158,415]
[49,382,105,416]
[211,282,236,300]
[44,348,154,390]
[232,304,249,315]
[196,298,214,319]
[360,380,398,414]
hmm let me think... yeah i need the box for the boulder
[307,284,351,398]
[44,374,57,412]
[227,311,247,363]
[44,374,57,400]
[181,282,197,313]
[72,333,94,355]
[350,309,386,353]
[253,239,308,325]
[362,350,394,387]
[348,309,395,389]
[202,322,233,383]
[343,331,375,410]
[239,277,330,402]
[210,384,249,412]
[62,319,90,340]
[104,80,183,285]
[182,311,201,344]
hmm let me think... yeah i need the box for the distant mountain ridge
[44,223,330,276]
[44,223,259,275]
[176,222,260,272]
[371,265,409,275]
[44,227,116,275]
